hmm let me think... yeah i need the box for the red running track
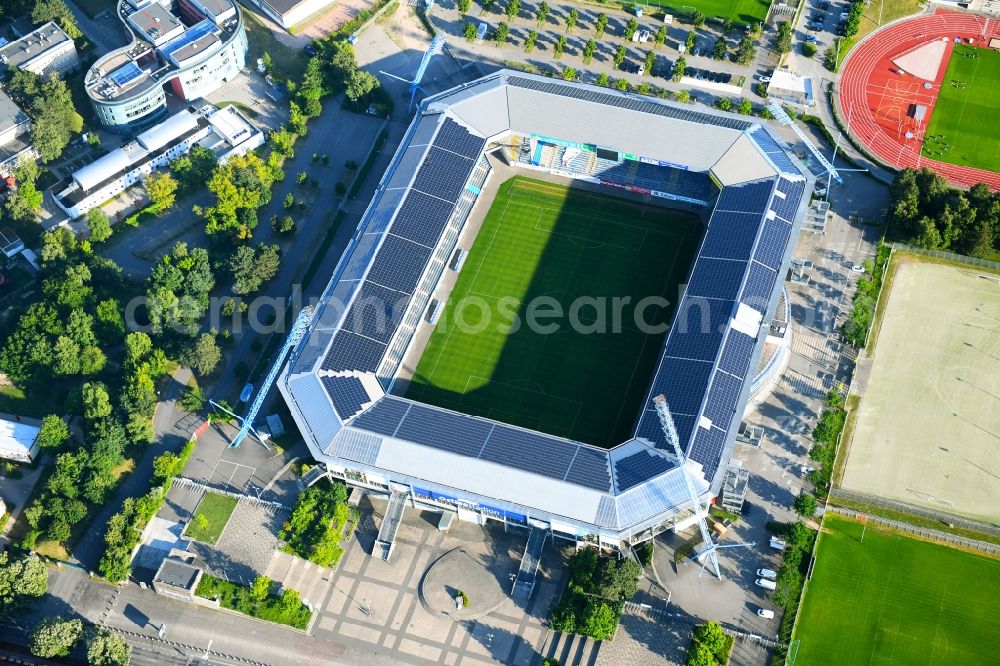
[838,10,1000,190]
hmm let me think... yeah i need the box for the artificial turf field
[646,0,770,25]
[793,515,1000,665]
[405,177,699,447]
[921,44,1000,173]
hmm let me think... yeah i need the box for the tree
[88,629,132,666]
[692,622,728,656]
[594,12,607,37]
[624,18,638,41]
[288,101,308,135]
[202,153,275,238]
[37,415,69,449]
[672,56,686,82]
[615,78,629,91]
[524,30,538,53]
[686,641,716,666]
[554,35,567,58]
[715,97,733,111]
[494,21,510,46]
[655,25,666,48]
[644,50,655,76]
[614,45,626,69]
[52,336,82,375]
[180,333,221,376]
[794,492,818,518]
[82,382,112,420]
[31,0,81,38]
[566,8,578,32]
[170,145,218,193]
[464,22,477,42]
[803,41,817,57]
[0,552,47,618]
[562,67,577,81]
[251,576,271,602]
[536,1,549,26]
[344,68,379,103]
[692,10,705,28]
[736,35,756,65]
[776,21,792,54]
[86,208,113,243]
[596,72,610,87]
[738,97,753,115]
[4,158,44,223]
[677,89,691,103]
[583,39,596,64]
[713,36,727,60]
[180,386,206,413]
[457,0,471,13]
[145,172,178,213]
[505,0,519,21]
[685,30,696,50]
[30,618,83,658]
[22,73,79,162]
[230,243,280,295]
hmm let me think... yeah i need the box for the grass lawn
[405,176,700,447]
[644,0,770,25]
[242,11,309,83]
[837,0,924,67]
[920,44,1000,172]
[793,515,1000,665]
[185,493,238,545]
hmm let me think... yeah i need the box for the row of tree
[886,168,999,259]
[550,548,641,640]
[279,480,350,567]
[685,622,732,666]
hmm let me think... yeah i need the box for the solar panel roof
[110,62,143,86]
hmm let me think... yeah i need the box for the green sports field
[405,177,699,447]
[921,44,1000,173]
[793,515,1000,665]
[646,0,770,25]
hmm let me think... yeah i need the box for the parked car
[807,22,824,31]
[770,536,786,551]
[239,383,254,402]
[756,578,777,590]
[304,43,317,56]
[758,608,776,619]
[805,35,818,44]
[756,74,771,82]
[851,264,867,273]
[801,464,817,475]
[757,568,777,579]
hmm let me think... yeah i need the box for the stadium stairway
[373,490,408,561]
[543,631,602,666]
[512,525,547,605]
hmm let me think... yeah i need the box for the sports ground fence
[828,487,1000,539]
[825,506,1000,556]
[890,242,1000,273]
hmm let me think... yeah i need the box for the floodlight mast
[653,394,722,579]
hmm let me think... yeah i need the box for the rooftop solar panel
[653,355,714,415]
[715,180,775,213]
[395,404,491,458]
[480,427,577,480]
[740,262,777,312]
[690,425,728,480]
[718,330,756,378]
[321,375,371,420]
[667,298,735,362]
[342,281,408,344]
[754,218,792,270]
[413,146,475,203]
[771,178,806,222]
[685,258,747,301]
[699,211,765,260]
[110,62,143,86]
[702,370,743,427]
[321,330,386,373]
[614,450,674,492]
[365,235,431,294]
[390,190,456,247]
[350,396,409,434]
[564,447,613,492]
[162,19,216,58]
[434,118,486,158]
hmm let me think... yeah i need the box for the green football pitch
[405,177,700,447]
[644,0,770,25]
[793,515,1000,665]
[921,44,1000,173]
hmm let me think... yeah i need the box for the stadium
[278,71,813,554]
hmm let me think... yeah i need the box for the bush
[802,42,817,57]
[281,481,350,567]
[549,550,640,639]
[636,541,654,566]
[195,575,311,629]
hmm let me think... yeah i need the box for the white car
[851,264,867,273]
[756,578,777,590]
[756,75,771,83]
[757,568,777,579]
[769,536,786,551]
[801,465,816,476]
[757,608,775,619]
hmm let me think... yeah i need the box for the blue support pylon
[228,306,313,448]
[409,35,444,111]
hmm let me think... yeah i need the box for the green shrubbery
[808,390,847,495]
[770,522,817,644]
[195,575,311,629]
[280,481,351,568]
[686,621,733,666]
[842,241,890,349]
[550,548,641,640]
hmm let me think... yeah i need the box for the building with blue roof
[279,71,814,550]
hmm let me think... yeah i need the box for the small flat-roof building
[767,70,814,108]
[0,228,25,258]
[128,3,185,46]
[0,413,42,463]
[0,88,30,149]
[0,22,80,78]
[152,553,203,602]
[243,0,336,30]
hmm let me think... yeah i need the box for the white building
[86,0,247,133]
[243,0,335,30]
[0,22,80,78]
[0,414,42,463]
[767,70,814,108]
[0,88,34,178]
[53,103,265,219]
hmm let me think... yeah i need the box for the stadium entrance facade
[279,72,814,551]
